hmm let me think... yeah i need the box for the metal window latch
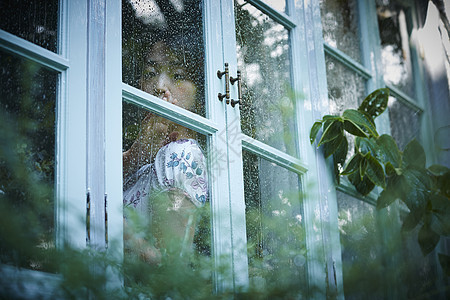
[86,189,91,245]
[217,63,230,103]
[104,193,108,249]
[230,70,242,107]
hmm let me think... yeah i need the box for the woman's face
[141,41,197,111]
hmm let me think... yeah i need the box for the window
[1,0,447,298]
[319,0,445,298]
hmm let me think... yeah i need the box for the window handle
[104,193,108,249]
[86,189,91,245]
[230,70,242,107]
[217,63,230,103]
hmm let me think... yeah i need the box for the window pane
[0,51,57,271]
[122,101,211,287]
[122,0,206,117]
[243,150,306,295]
[337,191,385,299]
[0,0,59,53]
[235,0,297,156]
[261,0,287,14]
[377,1,415,98]
[325,55,366,161]
[325,56,366,115]
[388,96,421,150]
[320,0,361,62]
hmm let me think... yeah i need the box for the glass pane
[337,191,385,299]
[388,96,421,150]
[0,51,57,271]
[377,0,415,98]
[122,0,206,117]
[325,55,366,161]
[0,0,59,53]
[320,0,361,62]
[122,101,211,288]
[243,150,306,295]
[325,56,366,115]
[235,0,297,156]
[261,0,287,14]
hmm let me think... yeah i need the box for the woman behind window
[122,30,208,265]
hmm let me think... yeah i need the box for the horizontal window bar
[243,0,296,29]
[386,83,424,112]
[122,83,219,136]
[242,134,308,175]
[336,180,378,206]
[324,43,372,80]
[0,30,69,72]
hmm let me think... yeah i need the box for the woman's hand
[123,90,181,177]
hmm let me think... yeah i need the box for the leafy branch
[310,88,450,273]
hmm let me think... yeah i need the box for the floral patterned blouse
[123,139,208,214]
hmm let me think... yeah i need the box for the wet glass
[0,0,59,53]
[325,55,367,162]
[376,0,415,98]
[243,150,306,294]
[122,0,206,117]
[235,0,297,156]
[325,56,366,115]
[0,51,57,271]
[122,101,210,284]
[388,96,421,151]
[337,191,385,299]
[320,0,361,62]
[261,0,287,14]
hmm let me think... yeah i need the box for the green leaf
[365,154,386,188]
[356,136,379,156]
[377,174,403,209]
[403,139,426,169]
[343,120,368,137]
[418,224,440,256]
[437,171,450,198]
[333,135,349,166]
[359,157,368,179]
[385,162,396,176]
[428,164,450,176]
[430,194,450,236]
[323,132,345,158]
[438,253,450,276]
[376,134,401,168]
[317,120,343,147]
[402,168,430,211]
[341,153,362,176]
[343,109,378,137]
[401,209,422,232]
[358,88,389,119]
[348,171,376,196]
[310,121,323,144]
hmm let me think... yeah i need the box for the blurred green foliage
[311,88,450,280]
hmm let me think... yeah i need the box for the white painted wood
[86,0,107,250]
[0,29,69,72]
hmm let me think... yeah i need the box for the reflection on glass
[320,0,361,62]
[388,96,421,150]
[377,0,415,98]
[235,0,297,156]
[122,0,205,116]
[243,151,306,293]
[325,55,366,115]
[337,191,385,298]
[0,51,57,271]
[261,0,287,14]
[0,0,59,53]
